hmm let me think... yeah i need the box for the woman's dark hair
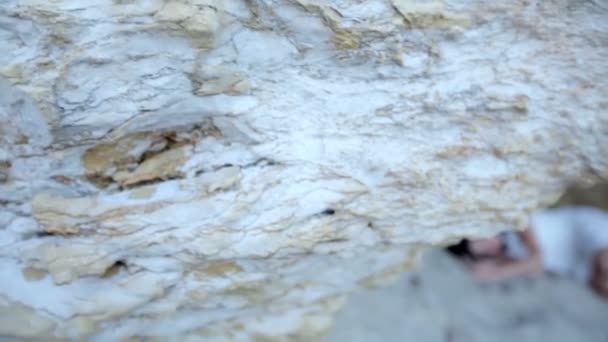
[446,239,472,258]
[446,236,507,260]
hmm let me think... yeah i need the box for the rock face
[1,0,607,340]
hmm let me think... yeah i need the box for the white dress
[527,206,608,282]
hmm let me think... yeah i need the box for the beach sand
[328,249,608,342]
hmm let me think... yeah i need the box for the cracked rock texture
[1,0,607,340]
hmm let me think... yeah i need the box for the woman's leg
[590,248,608,297]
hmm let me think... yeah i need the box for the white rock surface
[0,0,607,340]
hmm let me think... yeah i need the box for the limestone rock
[192,65,251,96]
[113,144,191,186]
[1,0,608,340]
[0,296,56,338]
[391,0,471,29]
[155,0,221,48]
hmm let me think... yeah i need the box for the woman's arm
[471,256,541,282]
[470,229,543,282]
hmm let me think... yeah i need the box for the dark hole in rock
[34,231,57,238]
[322,208,335,216]
[86,174,115,188]
[323,238,348,243]
[121,175,183,190]
[102,260,127,278]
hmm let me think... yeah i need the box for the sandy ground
[327,249,608,342]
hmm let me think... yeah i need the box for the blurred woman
[449,205,608,298]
